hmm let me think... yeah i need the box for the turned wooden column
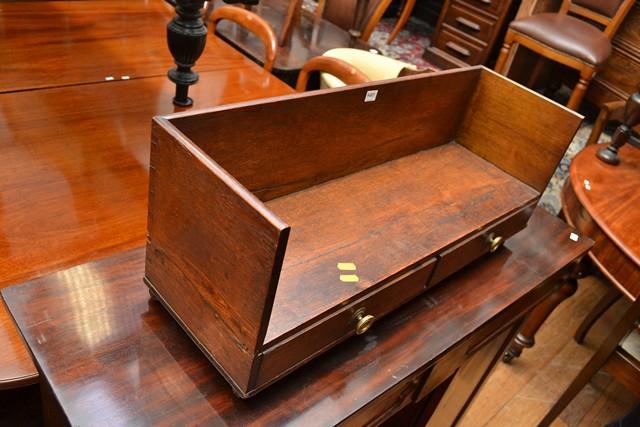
[167,0,259,106]
[597,88,640,165]
[502,259,589,363]
[167,0,208,107]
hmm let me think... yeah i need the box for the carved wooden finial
[597,88,640,165]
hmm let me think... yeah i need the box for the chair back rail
[210,5,278,71]
[558,0,635,38]
[295,56,369,91]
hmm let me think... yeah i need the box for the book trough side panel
[457,68,584,194]
[144,118,289,396]
[166,67,483,201]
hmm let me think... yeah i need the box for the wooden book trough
[144,66,582,397]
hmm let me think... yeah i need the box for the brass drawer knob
[354,308,375,335]
[488,233,504,253]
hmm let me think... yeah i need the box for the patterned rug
[302,1,435,66]
[367,17,435,68]
[302,0,606,215]
[540,125,609,214]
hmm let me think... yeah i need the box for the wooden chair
[387,0,416,44]
[316,0,394,42]
[584,99,627,146]
[209,5,278,71]
[494,0,635,111]
[295,56,369,91]
[319,48,433,89]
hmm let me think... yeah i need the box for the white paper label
[365,90,378,102]
[570,232,579,242]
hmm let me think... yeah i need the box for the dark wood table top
[570,144,640,267]
[563,144,640,300]
[0,0,294,389]
[213,0,369,76]
[0,0,252,93]
[2,208,592,425]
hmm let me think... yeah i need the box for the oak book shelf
[144,66,582,397]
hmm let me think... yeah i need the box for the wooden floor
[460,274,638,427]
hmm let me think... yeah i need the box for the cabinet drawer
[444,4,496,44]
[430,203,535,285]
[341,374,424,427]
[456,0,506,17]
[434,29,485,65]
[258,258,437,388]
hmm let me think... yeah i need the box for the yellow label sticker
[337,262,357,271]
[339,274,360,282]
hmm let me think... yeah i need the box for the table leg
[167,0,208,107]
[503,260,588,363]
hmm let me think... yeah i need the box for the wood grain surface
[0,299,37,390]
[458,69,583,193]
[265,143,538,341]
[0,1,250,93]
[168,67,480,202]
[146,118,289,392]
[2,208,592,426]
[562,143,640,300]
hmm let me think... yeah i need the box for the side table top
[569,144,640,269]
[2,208,591,425]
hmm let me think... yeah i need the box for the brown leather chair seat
[510,13,611,65]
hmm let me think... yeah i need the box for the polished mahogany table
[0,0,294,391]
[0,0,254,94]
[563,144,640,301]
[213,0,370,85]
[539,143,640,425]
[2,208,591,425]
[504,143,640,362]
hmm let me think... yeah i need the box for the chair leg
[494,31,515,75]
[387,0,415,44]
[575,286,621,344]
[566,69,594,111]
[539,297,640,426]
[526,56,547,89]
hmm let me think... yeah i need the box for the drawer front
[434,29,485,65]
[257,258,437,388]
[456,0,507,17]
[341,374,424,427]
[444,4,496,44]
[430,203,535,286]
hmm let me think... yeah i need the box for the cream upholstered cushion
[320,48,417,88]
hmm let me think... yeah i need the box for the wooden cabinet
[424,0,515,68]
[588,2,640,105]
[144,67,581,398]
